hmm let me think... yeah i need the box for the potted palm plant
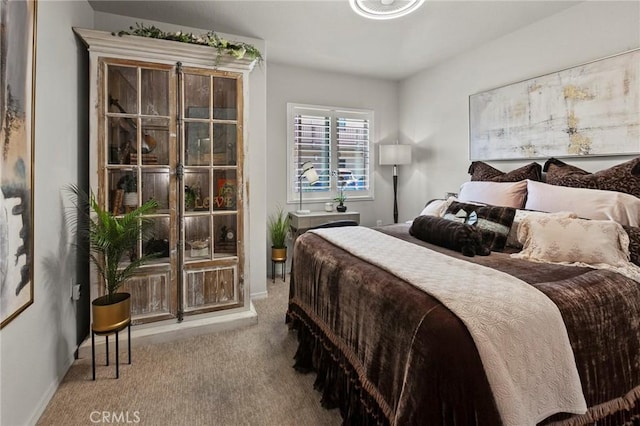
[268,207,290,262]
[69,185,159,332]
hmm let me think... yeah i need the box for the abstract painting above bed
[469,49,640,160]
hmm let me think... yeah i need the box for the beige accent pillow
[506,210,578,249]
[513,216,630,267]
[458,180,527,208]
[524,180,640,227]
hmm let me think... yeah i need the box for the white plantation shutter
[293,113,331,193]
[336,115,370,192]
[287,104,373,204]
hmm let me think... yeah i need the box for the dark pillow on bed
[410,215,490,257]
[468,161,542,182]
[623,225,640,267]
[543,157,640,199]
[443,201,516,252]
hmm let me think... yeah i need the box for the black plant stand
[91,320,131,380]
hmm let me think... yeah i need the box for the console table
[288,211,360,239]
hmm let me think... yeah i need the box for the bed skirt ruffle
[287,305,390,426]
[544,386,640,425]
[288,303,640,426]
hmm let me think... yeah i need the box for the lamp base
[296,209,311,215]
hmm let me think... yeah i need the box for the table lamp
[297,161,319,214]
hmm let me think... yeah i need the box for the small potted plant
[68,185,159,332]
[334,187,347,212]
[184,185,196,211]
[268,206,290,262]
[118,173,138,208]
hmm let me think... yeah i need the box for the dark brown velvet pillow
[623,225,640,267]
[468,161,542,182]
[443,201,516,252]
[543,157,640,199]
[410,215,490,257]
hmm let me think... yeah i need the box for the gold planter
[92,292,131,333]
[271,247,287,262]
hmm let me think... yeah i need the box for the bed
[286,158,640,426]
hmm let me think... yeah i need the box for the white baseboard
[29,353,75,426]
[250,290,268,300]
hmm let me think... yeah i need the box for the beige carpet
[37,276,341,426]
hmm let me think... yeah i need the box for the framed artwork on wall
[469,49,640,160]
[1,0,37,329]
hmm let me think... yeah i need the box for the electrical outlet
[72,284,81,301]
[376,219,383,226]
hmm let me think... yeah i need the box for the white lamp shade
[304,167,319,185]
[379,144,412,165]
[300,161,319,185]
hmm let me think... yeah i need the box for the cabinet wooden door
[100,59,177,324]
[179,67,244,315]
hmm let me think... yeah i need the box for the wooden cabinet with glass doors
[76,28,255,325]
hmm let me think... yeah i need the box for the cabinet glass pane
[107,116,136,165]
[214,214,237,258]
[141,68,169,116]
[140,117,169,165]
[185,122,210,166]
[185,216,211,260]
[213,77,237,120]
[184,74,210,118]
[141,170,170,213]
[107,65,137,114]
[212,169,237,211]
[184,170,210,212]
[142,217,171,263]
[213,123,237,166]
[107,170,138,213]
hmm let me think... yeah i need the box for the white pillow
[525,180,640,227]
[458,180,527,208]
[512,216,630,267]
[506,210,578,249]
[418,197,456,217]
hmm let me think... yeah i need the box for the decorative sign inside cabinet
[75,28,256,327]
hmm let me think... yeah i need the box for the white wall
[266,62,399,226]
[399,1,640,219]
[0,1,93,425]
[93,12,269,298]
[265,62,398,270]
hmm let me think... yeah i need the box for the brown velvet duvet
[286,224,640,425]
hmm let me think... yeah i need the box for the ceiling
[88,0,581,80]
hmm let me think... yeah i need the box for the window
[287,103,373,205]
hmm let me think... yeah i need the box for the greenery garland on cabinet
[115,23,263,64]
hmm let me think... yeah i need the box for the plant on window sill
[334,179,348,212]
[115,23,263,64]
[333,190,347,206]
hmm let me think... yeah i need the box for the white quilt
[311,226,587,426]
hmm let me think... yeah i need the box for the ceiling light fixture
[349,0,426,20]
